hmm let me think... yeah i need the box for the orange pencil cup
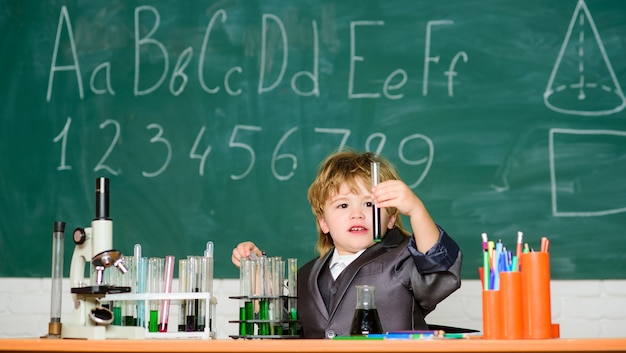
[482,290,503,339]
[500,271,523,339]
[521,252,552,339]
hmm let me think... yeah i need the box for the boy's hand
[231,241,263,268]
[372,180,423,218]
[374,179,439,253]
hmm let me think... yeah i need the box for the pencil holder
[481,290,503,339]
[500,271,523,339]
[521,252,552,339]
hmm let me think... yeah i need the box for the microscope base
[61,324,145,340]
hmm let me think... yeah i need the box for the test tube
[371,161,382,242]
[147,257,164,332]
[136,256,147,328]
[122,256,136,326]
[270,257,284,335]
[48,221,65,337]
[186,256,200,332]
[203,242,214,332]
[159,255,175,332]
[204,241,214,294]
[134,244,145,328]
[287,258,298,336]
[239,258,250,336]
[110,266,123,326]
[178,259,188,332]
[197,256,207,332]
[257,254,270,335]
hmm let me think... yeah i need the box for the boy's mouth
[349,226,367,232]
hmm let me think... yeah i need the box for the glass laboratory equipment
[349,285,383,335]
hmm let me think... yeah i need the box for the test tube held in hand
[371,162,382,242]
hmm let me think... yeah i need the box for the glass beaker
[349,285,383,335]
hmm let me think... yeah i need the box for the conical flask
[349,285,383,335]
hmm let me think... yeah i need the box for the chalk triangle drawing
[544,0,626,116]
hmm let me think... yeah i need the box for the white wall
[1,278,625,339]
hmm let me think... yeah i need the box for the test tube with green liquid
[287,258,298,335]
[147,257,164,332]
[257,254,270,335]
[122,256,136,326]
[110,268,122,326]
[239,258,251,336]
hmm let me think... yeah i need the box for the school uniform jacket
[297,227,462,338]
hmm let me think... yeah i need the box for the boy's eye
[338,203,348,209]
[365,201,374,207]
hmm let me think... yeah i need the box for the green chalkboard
[1,0,625,280]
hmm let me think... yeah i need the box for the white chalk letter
[348,21,384,99]
[134,6,169,96]
[47,6,84,101]
[258,14,288,94]
[291,20,319,97]
[423,20,453,96]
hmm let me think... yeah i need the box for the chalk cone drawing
[544,0,625,116]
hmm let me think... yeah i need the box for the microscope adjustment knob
[73,227,86,245]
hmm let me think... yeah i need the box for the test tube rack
[228,294,299,339]
[101,291,217,339]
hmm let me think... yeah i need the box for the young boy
[232,150,462,338]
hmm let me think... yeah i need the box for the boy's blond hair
[307,150,410,257]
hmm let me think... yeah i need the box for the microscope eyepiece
[95,177,110,220]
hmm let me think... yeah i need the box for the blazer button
[325,329,336,339]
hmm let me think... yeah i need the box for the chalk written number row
[53,117,433,187]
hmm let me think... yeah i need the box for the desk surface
[2,338,626,353]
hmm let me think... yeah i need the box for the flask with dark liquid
[349,285,383,335]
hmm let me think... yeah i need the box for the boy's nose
[350,209,365,219]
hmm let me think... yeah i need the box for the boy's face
[317,179,396,255]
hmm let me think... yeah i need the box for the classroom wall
[1,278,625,339]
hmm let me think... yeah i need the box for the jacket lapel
[306,253,333,320]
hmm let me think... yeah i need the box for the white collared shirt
[329,248,366,280]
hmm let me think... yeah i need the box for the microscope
[62,177,144,339]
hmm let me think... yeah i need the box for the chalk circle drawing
[549,128,626,217]
[544,0,626,116]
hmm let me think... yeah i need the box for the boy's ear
[387,214,397,229]
[318,217,330,234]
